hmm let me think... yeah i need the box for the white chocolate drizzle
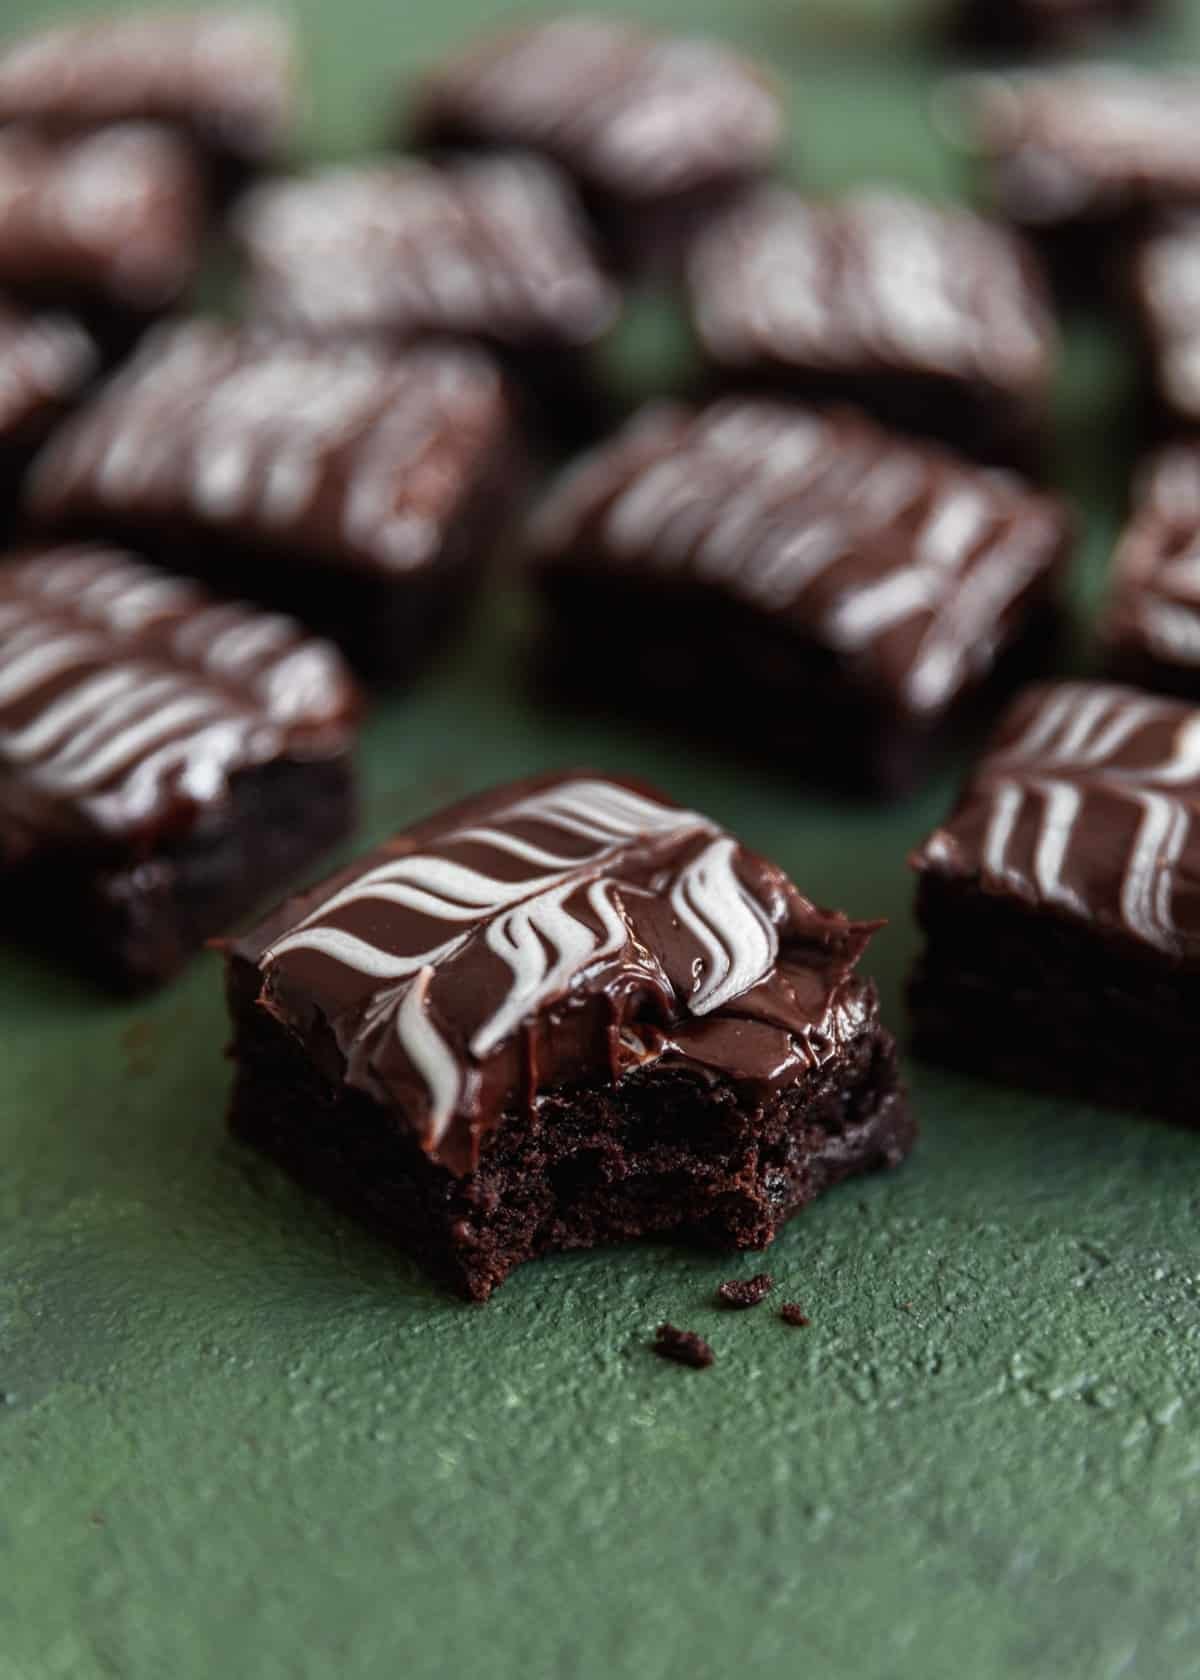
[927,682,1200,951]
[27,324,507,573]
[261,778,786,1142]
[0,545,353,836]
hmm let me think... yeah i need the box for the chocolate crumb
[653,1323,715,1369]
[716,1272,774,1309]
[780,1303,810,1327]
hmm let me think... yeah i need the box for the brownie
[910,680,1200,1125]
[0,11,296,195]
[528,400,1071,797]
[950,68,1200,300]
[234,153,621,441]
[407,15,784,276]
[949,0,1158,53]
[224,772,913,1300]
[0,300,97,528]
[24,323,519,681]
[0,124,204,340]
[687,185,1056,473]
[715,1273,773,1309]
[0,543,360,990]
[1102,445,1200,698]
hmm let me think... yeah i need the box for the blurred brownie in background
[25,322,519,682]
[947,67,1200,301]
[1132,213,1200,436]
[687,185,1056,473]
[235,154,622,442]
[0,124,204,347]
[1103,444,1200,699]
[0,10,297,198]
[408,14,784,277]
[528,398,1071,797]
[0,544,360,990]
[0,300,96,528]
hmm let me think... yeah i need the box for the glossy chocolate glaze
[25,322,514,580]
[689,185,1055,407]
[0,543,360,863]
[912,680,1200,960]
[0,123,204,314]
[236,153,620,352]
[0,11,296,168]
[409,15,782,206]
[530,399,1069,721]
[236,773,881,1175]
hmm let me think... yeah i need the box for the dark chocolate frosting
[0,11,295,166]
[912,680,1200,959]
[236,153,620,351]
[953,67,1200,226]
[688,185,1055,398]
[0,543,360,862]
[0,299,95,446]
[0,123,203,313]
[238,773,880,1175]
[1105,446,1200,675]
[410,15,782,205]
[25,322,514,577]
[529,399,1069,720]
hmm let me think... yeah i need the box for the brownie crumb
[653,1324,715,1369]
[780,1303,810,1327]
[716,1272,774,1309]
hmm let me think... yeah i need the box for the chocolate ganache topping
[0,544,359,863]
[243,773,880,1174]
[530,400,1068,719]
[913,681,1200,958]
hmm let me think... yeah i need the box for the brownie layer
[910,875,1200,1126]
[534,573,1062,799]
[227,952,912,1300]
[5,757,354,991]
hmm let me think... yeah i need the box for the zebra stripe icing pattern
[255,775,851,1155]
[916,681,1200,953]
[0,544,357,844]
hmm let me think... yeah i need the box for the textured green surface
[5,2,1200,1677]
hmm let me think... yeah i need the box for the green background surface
[5,1,1200,1676]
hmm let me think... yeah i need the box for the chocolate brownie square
[528,399,1071,797]
[0,11,296,195]
[24,323,519,681]
[407,15,784,276]
[0,124,204,338]
[0,543,360,990]
[687,185,1056,472]
[234,153,621,440]
[1103,445,1200,698]
[910,680,1200,1123]
[950,67,1200,300]
[225,772,912,1300]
